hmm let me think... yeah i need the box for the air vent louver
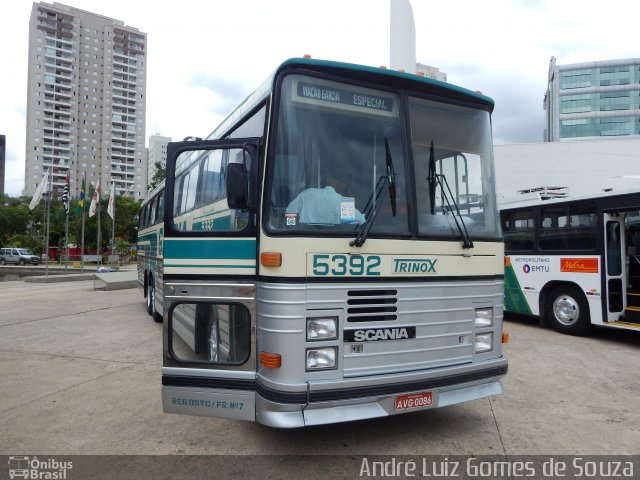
[347,289,398,322]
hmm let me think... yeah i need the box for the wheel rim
[553,294,579,325]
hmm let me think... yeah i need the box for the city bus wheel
[545,286,591,335]
[146,276,154,316]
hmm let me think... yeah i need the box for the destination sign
[297,82,394,113]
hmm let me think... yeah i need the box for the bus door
[603,213,625,321]
[161,139,260,421]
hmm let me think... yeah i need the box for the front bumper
[255,356,507,428]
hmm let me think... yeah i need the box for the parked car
[0,248,41,265]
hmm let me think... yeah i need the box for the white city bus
[160,57,507,427]
[501,188,640,335]
[137,183,164,323]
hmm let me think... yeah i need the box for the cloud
[188,73,253,118]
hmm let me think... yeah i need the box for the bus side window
[540,203,597,251]
[198,148,247,232]
[139,205,147,229]
[200,149,225,206]
[503,209,535,251]
[157,192,165,224]
[150,197,157,225]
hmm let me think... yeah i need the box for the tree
[0,192,140,256]
[148,161,165,191]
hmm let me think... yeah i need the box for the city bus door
[161,139,261,421]
[603,213,626,321]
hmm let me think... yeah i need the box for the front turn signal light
[260,252,282,267]
[260,351,281,368]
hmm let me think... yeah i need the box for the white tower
[390,0,416,73]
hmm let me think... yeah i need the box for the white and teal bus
[501,188,640,335]
[160,57,507,427]
[137,183,164,323]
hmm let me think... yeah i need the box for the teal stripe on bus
[164,239,256,260]
[166,264,255,269]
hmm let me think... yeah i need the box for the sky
[2,0,639,196]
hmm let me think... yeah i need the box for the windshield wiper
[350,137,397,247]
[428,141,474,249]
[428,141,437,215]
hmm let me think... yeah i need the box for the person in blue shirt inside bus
[286,174,365,225]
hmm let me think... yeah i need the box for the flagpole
[64,173,70,270]
[97,175,102,267]
[110,182,116,268]
[45,172,51,277]
[64,209,69,270]
[81,172,86,273]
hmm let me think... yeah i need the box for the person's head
[326,175,347,194]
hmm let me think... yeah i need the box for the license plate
[394,391,433,411]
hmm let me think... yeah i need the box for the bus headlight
[306,317,338,341]
[474,333,493,353]
[474,307,493,327]
[306,347,337,371]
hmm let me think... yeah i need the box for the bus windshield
[409,97,499,239]
[265,74,500,239]
[266,74,409,236]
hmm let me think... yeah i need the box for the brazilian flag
[75,173,86,215]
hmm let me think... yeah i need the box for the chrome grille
[347,289,398,322]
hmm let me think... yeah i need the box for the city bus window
[157,192,164,223]
[409,97,499,239]
[150,196,157,224]
[170,303,251,365]
[540,203,597,250]
[267,75,408,235]
[172,148,248,232]
[502,209,535,251]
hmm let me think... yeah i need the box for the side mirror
[226,163,247,210]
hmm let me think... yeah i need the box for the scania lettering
[501,188,640,335]
[347,327,416,342]
[154,58,507,428]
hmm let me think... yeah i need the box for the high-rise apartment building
[544,57,640,141]
[25,2,148,200]
[147,134,171,187]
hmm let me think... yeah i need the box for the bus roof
[204,57,495,142]
[500,187,640,211]
[277,57,495,110]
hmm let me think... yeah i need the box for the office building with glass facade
[544,57,640,141]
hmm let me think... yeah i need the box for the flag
[107,182,115,220]
[29,169,50,210]
[62,173,70,215]
[89,179,100,218]
[75,173,86,215]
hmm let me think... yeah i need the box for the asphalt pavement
[0,273,638,477]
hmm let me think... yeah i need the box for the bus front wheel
[545,286,591,335]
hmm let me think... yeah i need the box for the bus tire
[545,286,591,335]
[146,275,155,316]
